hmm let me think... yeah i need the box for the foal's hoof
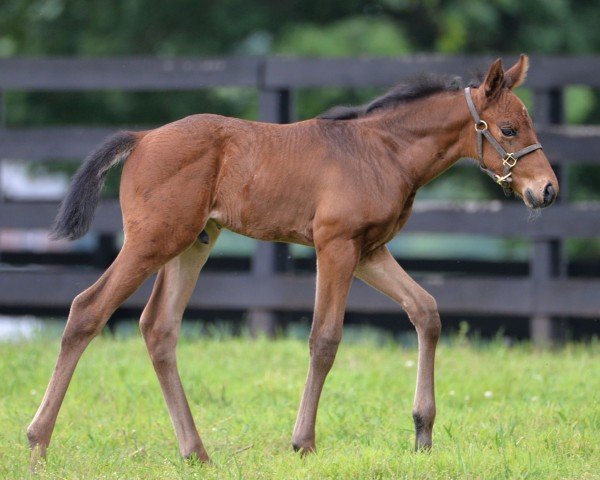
[184,451,212,465]
[292,441,316,456]
[414,426,433,451]
[27,428,48,469]
[414,437,433,452]
[412,412,433,452]
[181,440,211,464]
[28,444,47,473]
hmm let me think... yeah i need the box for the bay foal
[28,55,558,462]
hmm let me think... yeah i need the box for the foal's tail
[50,131,141,241]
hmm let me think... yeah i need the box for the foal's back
[120,113,404,247]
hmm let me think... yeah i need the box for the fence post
[530,88,567,346]
[530,238,566,344]
[0,89,4,190]
[0,89,5,266]
[94,233,118,269]
[248,86,294,337]
[0,89,4,128]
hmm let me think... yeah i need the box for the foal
[28,55,558,462]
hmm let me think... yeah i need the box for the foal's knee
[406,293,441,341]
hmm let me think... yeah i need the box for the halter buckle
[495,172,512,185]
[475,120,488,132]
[503,153,517,168]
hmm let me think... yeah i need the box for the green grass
[1,332,599,479]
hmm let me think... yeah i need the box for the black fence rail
[1,55,599,343]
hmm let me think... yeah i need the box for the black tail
[50,131,139,241]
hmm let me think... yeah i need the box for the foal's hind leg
[139,221,220,461]
[27,235,197,462]
[355,246,441,450]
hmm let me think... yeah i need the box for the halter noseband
[464,87,542,194]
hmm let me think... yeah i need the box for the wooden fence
[0,55,599,343]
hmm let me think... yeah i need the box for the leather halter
[464,87,543,195]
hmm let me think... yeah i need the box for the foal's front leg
[355,246,441,450]
[292,238,360,454]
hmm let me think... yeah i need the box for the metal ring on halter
[475,120,488,132]
[495,172,512,185]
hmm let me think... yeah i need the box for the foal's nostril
[543,182,556,206]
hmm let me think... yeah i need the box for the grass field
[1,330,599,479]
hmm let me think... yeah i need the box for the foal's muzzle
[526,181,557,208]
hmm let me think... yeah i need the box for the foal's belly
[209,152,323,245]
[209,192,316,246]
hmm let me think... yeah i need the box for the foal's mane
[318,73,471,121]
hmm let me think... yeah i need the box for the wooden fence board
[263,56,600,88]
[2,200,598,238]
[1,270,598,317]
[0,57,260,90]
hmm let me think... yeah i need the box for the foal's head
[469,55,558,208]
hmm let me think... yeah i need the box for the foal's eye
[500,127,517,137]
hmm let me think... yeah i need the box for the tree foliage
[2,1,599,58]
[2,0,598,127]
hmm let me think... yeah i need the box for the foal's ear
[505,54,530,89]
[483,58,505,98]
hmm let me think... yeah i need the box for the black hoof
[413,412,433,451]
[291,441,315,455]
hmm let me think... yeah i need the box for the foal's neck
[374,91,472,189]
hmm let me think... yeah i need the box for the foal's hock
[28,55,558,463]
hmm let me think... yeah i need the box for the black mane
[318,73,465,121]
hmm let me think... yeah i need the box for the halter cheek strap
[465,87,543,194]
